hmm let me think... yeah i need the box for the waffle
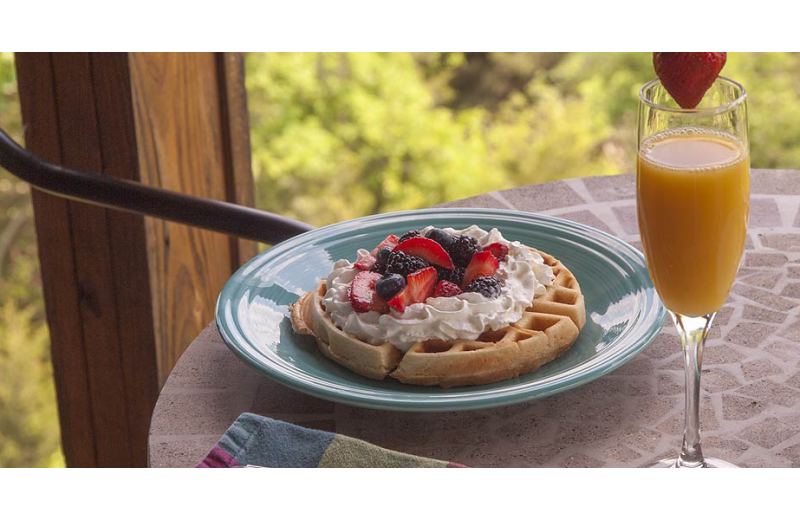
[290,247,585,388]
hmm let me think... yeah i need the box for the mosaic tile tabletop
[149,171,800,467]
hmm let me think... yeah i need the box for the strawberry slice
[484,242,509,261]
[348,271,389,313]
[653,52,727,109]
[461,250,500,289]
[433,280,462,298]
[353,249,377,271]
[392,237,455,269]
[387,267,438,313]
[370,234,400,256]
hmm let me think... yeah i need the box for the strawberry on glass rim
[653,52,727,109]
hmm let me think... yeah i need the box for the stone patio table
[149,170,800,467]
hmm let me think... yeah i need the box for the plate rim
[215,207,667,412]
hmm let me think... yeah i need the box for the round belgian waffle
[290,248,585,388]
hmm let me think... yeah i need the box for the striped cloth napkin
[197,413,467,468]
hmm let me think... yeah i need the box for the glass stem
[670,311,715,468]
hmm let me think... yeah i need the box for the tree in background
[247,53,499,226]
[0,52,64,467]
[245,52,646,227]
[247,52,800,228]
[724,52,800,168]
[0,301,61,466]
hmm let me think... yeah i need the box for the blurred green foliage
[247,53,497,225]
[246,52,800,227]
[245,52,647,227]
[0,52,64,467]
[2,52,800,466]
[0,300,63,467]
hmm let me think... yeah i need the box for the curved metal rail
[0,127,314,244]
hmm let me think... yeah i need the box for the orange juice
[637,128,749,317]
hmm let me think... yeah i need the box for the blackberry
[398,230,421,243]
[447,235,482,267]
[385,251,429,278]
[464,276,502,299]
[370,246,393,274]
[436,266,465,287]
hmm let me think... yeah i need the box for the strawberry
[433,280,462,298]
[370,234,400,256]
[387,267,438,313]
[484,242,509,261]
[653,52,727,109]
[353,250,377,271]
[348,271,389,313]
[392,237,455,269]
[461,250,500,289]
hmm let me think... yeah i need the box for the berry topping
[446,235,482,268]
[461,250,500,288]
[370,234,400,256]
[353,250,376,271]
[433,280,462,298]
[425,228,455,249]
[464,276,502,299]
[393,237,455,269]
[385,251,430,278]
[387,267,438,313]
[653,52,727,109]
[398,230,421,243]
[375,273,406,300]
[484,242,509,262]
[348,271,389,313]
[436,266,465,287]
[370,246,393,274]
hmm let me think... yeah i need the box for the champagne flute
[637,77,749,468]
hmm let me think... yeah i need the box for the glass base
[649,457,738,468]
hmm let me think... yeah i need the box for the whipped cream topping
[321,225,555,351]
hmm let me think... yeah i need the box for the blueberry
[376,247,393,263]
[376,273,406,300]
[425,227,454,249]
[370,246,393,274]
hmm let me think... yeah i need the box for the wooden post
[15,52,255,467]
[129,52,256,383]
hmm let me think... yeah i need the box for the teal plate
[216,208,666,412]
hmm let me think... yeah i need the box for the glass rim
[639,76,747,115]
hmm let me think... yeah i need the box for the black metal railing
[0,127,314,244]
